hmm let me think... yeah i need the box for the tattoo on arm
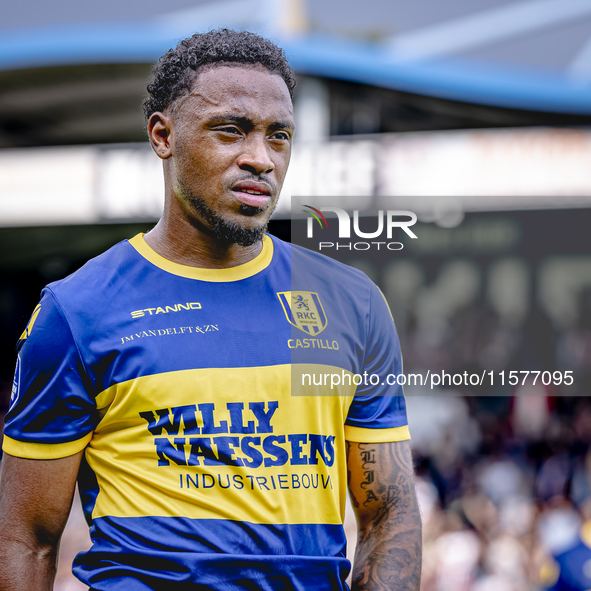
[348,440,422,591]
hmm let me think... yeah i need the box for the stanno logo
[277,291,327,335]
[303,205,418,251]
[131,302,202,319]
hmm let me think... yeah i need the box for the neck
[144,214,263,269]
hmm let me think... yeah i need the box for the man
[0,29,421,590]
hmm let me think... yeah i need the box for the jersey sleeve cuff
[344,424,410,443]
[2,432,93,459]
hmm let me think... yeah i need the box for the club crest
[277,291,327,335]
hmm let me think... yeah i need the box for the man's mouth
[232,181,272,208]
[232,190,269,208]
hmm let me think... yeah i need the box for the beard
[178,181,274,247]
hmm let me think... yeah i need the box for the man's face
[167,64,294,246]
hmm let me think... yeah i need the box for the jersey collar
[128,233,274,282]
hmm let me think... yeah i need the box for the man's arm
[0,451,83,591]
[347,440,422,591]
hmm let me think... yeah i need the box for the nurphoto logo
[302,205,418,251]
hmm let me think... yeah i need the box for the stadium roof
[3,0,591,114]
[3,0,591,149]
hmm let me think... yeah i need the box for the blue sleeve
[3,289,97,459]
[344,283,410,443]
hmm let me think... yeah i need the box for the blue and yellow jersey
[542,521,591,591]
[3,233,408,591]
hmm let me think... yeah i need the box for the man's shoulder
[17,238,141,353]
[46,237,139,305]
[271,235,373,287]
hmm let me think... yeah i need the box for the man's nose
[237,134,274,175]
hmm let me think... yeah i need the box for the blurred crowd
[406,394,591,591]
[391,280,591,591]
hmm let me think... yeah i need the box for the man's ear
[148,112,173,159]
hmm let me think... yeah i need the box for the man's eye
[218,127,241,135]
[271,131,290,140]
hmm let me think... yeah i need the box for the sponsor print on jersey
[88,365,352,524]
[277,292,327,335]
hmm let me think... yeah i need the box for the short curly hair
[143,29,296,124]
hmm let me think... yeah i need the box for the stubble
[177,180,275,247]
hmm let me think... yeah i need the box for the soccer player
[0,29,421,591]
